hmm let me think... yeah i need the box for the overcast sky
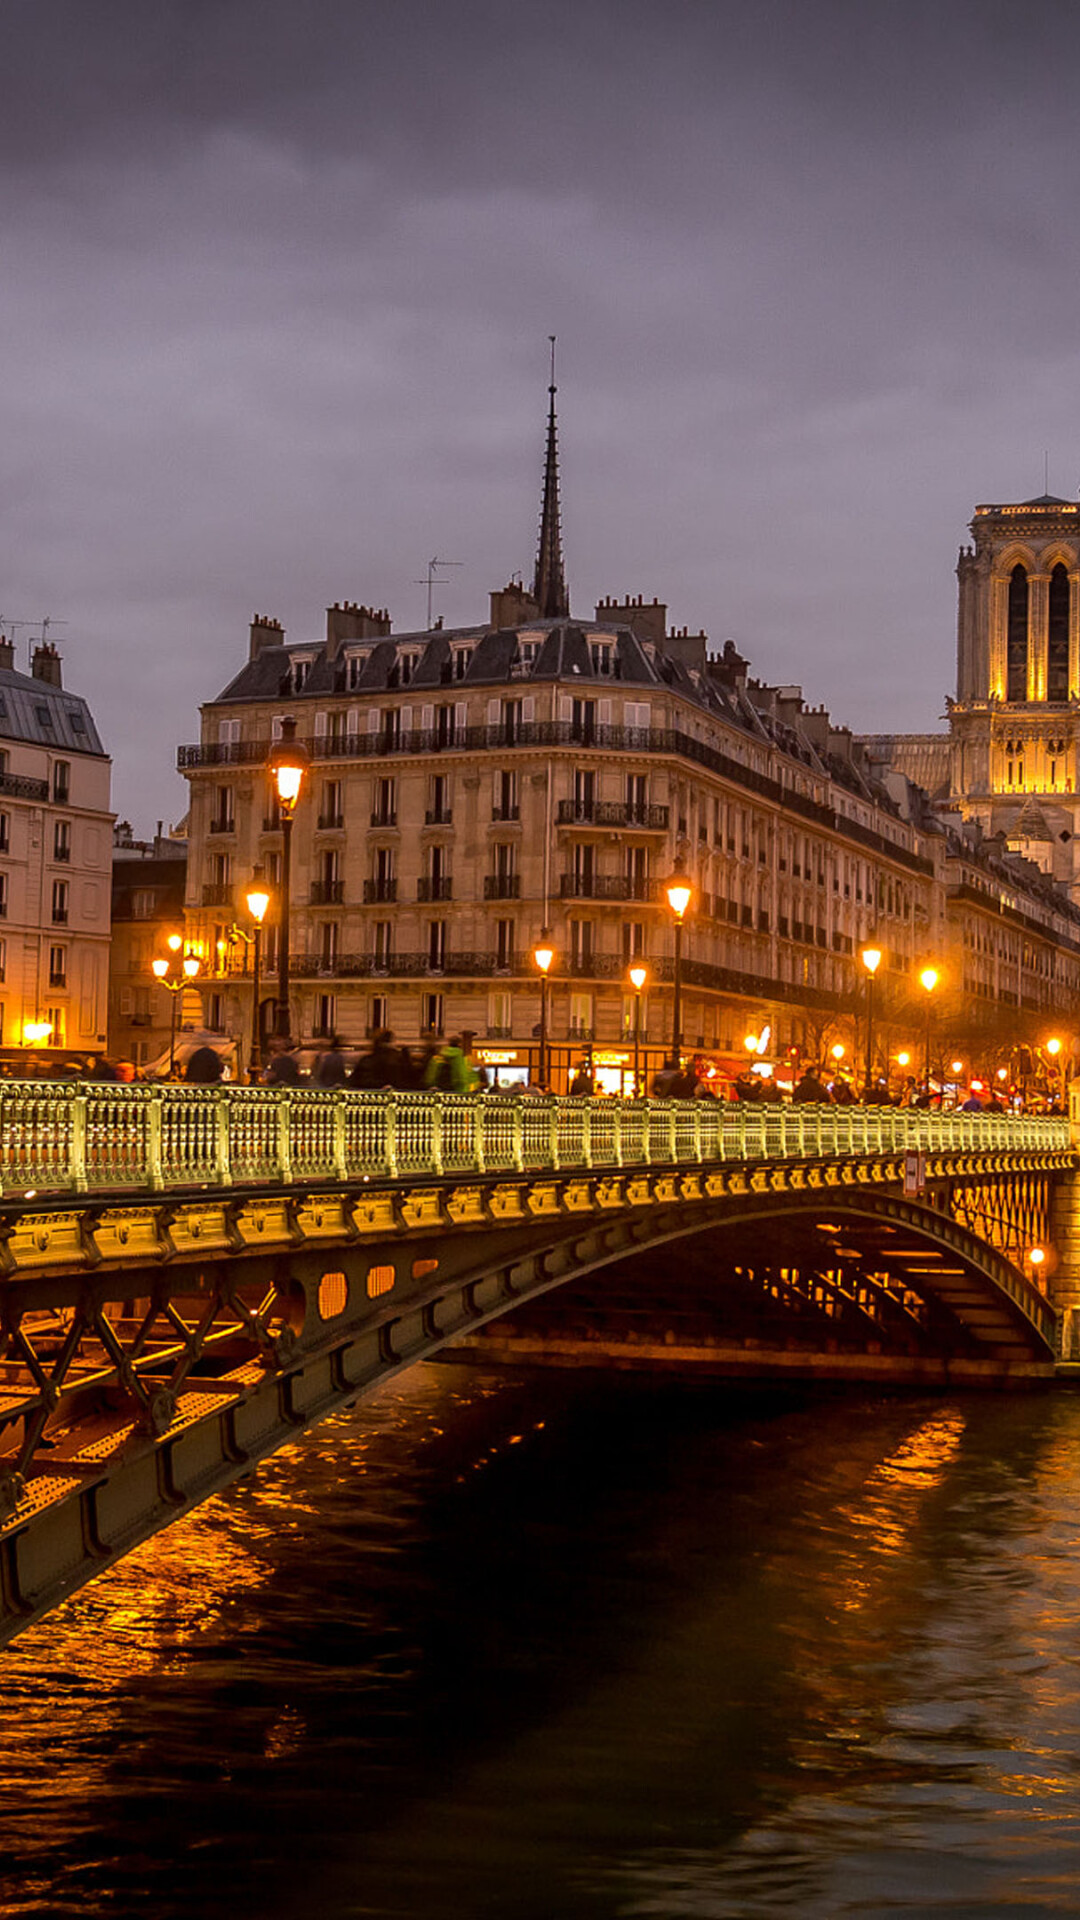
[2,0,1078,828]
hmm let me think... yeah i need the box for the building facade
[177,441,1080,1093]
[108,823,188,1066]
[0,636,112,1059]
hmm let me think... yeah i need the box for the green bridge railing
[0,1085,1069,1200]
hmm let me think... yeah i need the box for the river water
[3,1365,1080,1918]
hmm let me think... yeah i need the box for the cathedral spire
[533,336,569,619]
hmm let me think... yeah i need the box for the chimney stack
[325,601,392,661]
[0,635,14,674]
[31,642,62,687]
[249,614,285,662]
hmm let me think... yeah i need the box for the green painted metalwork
[0,1083,1067,1198]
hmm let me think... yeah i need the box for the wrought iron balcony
[424,808,453,825]
[318,812,345,830]
[559,874,657,902]
[484,874,521,900]
[209,819,235,835]
[556,800,669,830]
[491,805,520,822]
[363,879,397,904]
[310,880,344,905]
[202,883,233,907]
[370,811,397,828]
[417,876,453,901]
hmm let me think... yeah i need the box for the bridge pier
[1049,1094,1080,1358]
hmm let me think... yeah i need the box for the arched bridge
[0,1083,1073,1645]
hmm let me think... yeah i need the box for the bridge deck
[0,1083,1067,1199]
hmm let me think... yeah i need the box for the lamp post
[152,948,201,1076]
[1046,1036,1067,1111]
[266,718,308,1045]
[664,873,693,1070]
[533,932,554,1089]
[628,963,647,1096]
[919,965,940,1105]
[860,945,882,1097]
[245,867,272,1083]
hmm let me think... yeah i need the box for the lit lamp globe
[1047,1037,1062,1059]
[266,717,309,815]
[183,954,200,981]
[152,958,169,981]
[665,875,693,921]
[533,937,555,977]
[246,877,271,925]
[860,946,882,978]
[628,964,648,994]
[919,965,940,995]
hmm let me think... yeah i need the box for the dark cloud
[1,0,1079,823]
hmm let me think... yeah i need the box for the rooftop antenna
[1045,449,1050,494]
[413,557,463,631]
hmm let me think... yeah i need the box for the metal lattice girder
[0,1104,1071,1646]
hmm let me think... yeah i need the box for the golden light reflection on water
[830,1409,967,1606]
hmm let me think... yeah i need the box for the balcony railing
[370,811,397,828]
[424,808,453,826]
[556,801,670,830]
[202,883,233,907]
[310,880,344,905]
[53,845,71,863]
[484,874,521,900]
[363,879,397,904]
[318,813,345,830]
[209,819,235,835]
[0,770,48,802]
[417,876,453,902]
[491,805,520,822]
[179,723,931,880]
[559,874,657,902]
[262,815,282,833]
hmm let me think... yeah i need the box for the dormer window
[589,642,614,676]
[346,652,371,691]
[452,648,473,681]
[289,656,310,692]
[517,640,539,669]
[399,651,419,685]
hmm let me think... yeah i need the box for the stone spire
[533,336,569,619]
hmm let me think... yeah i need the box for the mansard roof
[0,667,106,756]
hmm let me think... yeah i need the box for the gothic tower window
[1048,563,1070,701]
[1007,565,1029,701]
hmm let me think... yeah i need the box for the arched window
[1048,563,1070,701]
[1007,565,1029,701]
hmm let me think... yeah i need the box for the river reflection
[2,1368,1080,1917]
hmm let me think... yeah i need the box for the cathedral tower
[950,493,1080,897]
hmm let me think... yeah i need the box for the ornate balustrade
[0,1085,1066,1201]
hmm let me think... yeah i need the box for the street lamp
[152,948,201,1076]
[664,873,693,1069]
[533,932,555,1089]
[628,963,647,1096]
[860,946,882,1097]
[919,965,940,1104]
[245,866,272,1083]
[266,717,309,1045]
[1046,1036,1067,1110]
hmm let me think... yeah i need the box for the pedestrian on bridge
[314,1036,348,1087]
[264,1041,301,1086]
[351,1029,409,1091]
[793,1066,832,1103]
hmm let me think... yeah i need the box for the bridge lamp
[166,932,183,954]
[1028,1246,1047,1288]
[1046,1036,1067,1110]
[664,874,693,1070]
[22,1019,51,1046]
[152,950,201,1076]
[266,717,309,1046]
[897,1051,910,1069]
[919,966,940,1105]
[860,946,882,1099]
[245,867,272,1084]
[628,964,648,1096]
[533,932,555,1090]
[830,1043,845,1062]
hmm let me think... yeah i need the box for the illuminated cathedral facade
[947,494,1080,895]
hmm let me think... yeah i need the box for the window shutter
[522,695,535,722]
[400,706,412,734]
[271,715,284,742]
[487,698,501,725]
[454,701,468,738]
[367,708,380,734]
[598,698,612,726]
[558,695,573,722]
[346,708,360,735]
[314,710,328,736]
